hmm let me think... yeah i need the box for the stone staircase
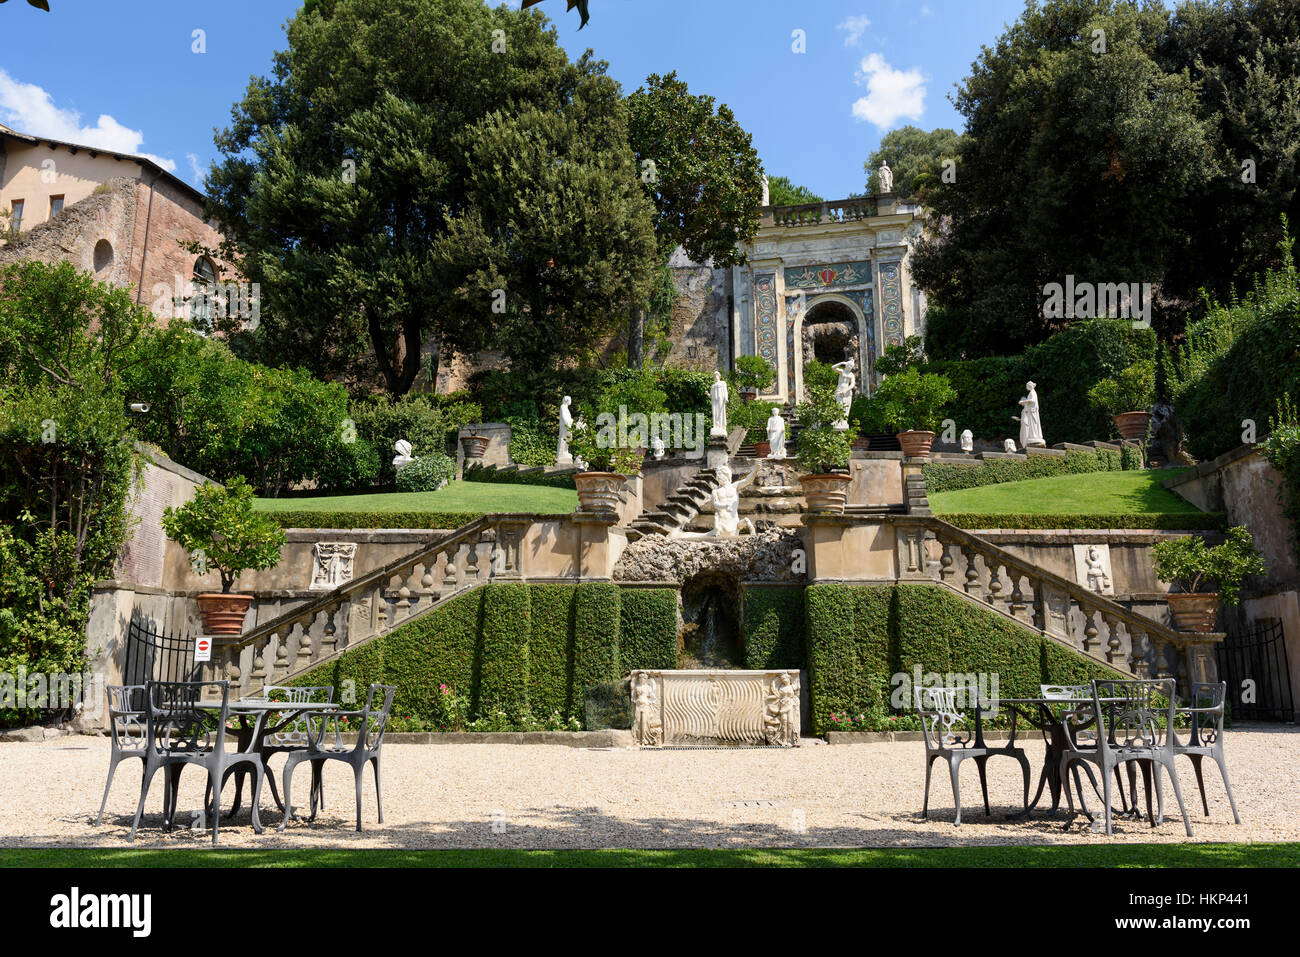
[625,467,722,542]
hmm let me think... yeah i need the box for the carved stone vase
[196,593,253,636]
[1166,593,1219,633]
[896,430,936,458]
[573,472,625,513]
[798,473,852,513]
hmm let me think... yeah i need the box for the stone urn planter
[851,436,872,452]
[1113,411,1151,441]
[740,386,758,404]
[799,473,852,513]
[574,472,625,512]
[461,434,489,459]
[196,593,253,636]
[896,430,936,458]
[1166,593,1219,633]
[753,440,772,458]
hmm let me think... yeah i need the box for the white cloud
[836,15,871,47]
[185,152,205,185]
[851,53,926,128]
[0,69,176,172]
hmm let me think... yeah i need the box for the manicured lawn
[3,843,1297,868]
[254,480,577,515]
[930,469,1200,516]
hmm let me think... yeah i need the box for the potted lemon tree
[875,367,956,458]
[1152,526,1267,632]
[795,381,853,512]
[162,477,287,636]
[1088,360,1155,441]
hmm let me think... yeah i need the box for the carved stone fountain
[631,669,800,748]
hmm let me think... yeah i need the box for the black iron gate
[123,615,200,686]
[1216,620,1295,722]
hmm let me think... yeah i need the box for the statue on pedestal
[556,396,574,465]
[766,406,787,459]
[878,161,894,194]
[393,439,415,472]
[832,359,855,431]
[960,429,974,453]
[709,371,729,438]
[1017,380,1045,448]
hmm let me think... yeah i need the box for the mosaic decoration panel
[879,261,905,349]
[754,273,778,378]
[784,261,872,290]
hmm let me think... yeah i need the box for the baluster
[322,607,339,656]
[466,540,481,583]
[963,548,981,595]
[295,618,314,665]
[392,573,412,618]
[1008,572,1029,623]
[938,540,957,583]
[1129,629,1150,678]
[1030,576,1046,632]
[1082,609,1100,655]
[250,636,268,683]
[986,560,1004,606]
[1102,614,1123,664]
[272,631,288,681]
[422,560,439,602]
[443,546,459,593]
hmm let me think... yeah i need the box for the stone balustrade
[764,198,879,228]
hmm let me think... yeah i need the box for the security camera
[128,402,151,414]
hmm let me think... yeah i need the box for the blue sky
[0,0,1028,200]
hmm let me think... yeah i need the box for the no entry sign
[194,636,212,663]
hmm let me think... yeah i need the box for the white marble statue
[1084,545,1112,595]
[832,359,855,431]
[1018,380,1045,448]
[392,439,414,472]
[1004,438,1018,453]
[556,395,574,465]
[879,161,894,194]
[960,429,974,453]
[651,435,665,459]
[710,464,757,537]
[632,673,663,747]
[761,173,770,207]
[764,672,799,748]
[709,372,729,438]
[766,406,787,459]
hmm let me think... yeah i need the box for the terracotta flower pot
[1166,593,1219,633]
[799,473,852,513]
[1113,411,1151,441]
[461,434,489,458]
[753,440,772,458]
[574,471,625,512]
[851,436,872,452]
[896,430,936,458]
[196,593,253,636]
[740,387,758,404]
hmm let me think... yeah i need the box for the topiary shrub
[316,437,381,493]
[395,452,455,492]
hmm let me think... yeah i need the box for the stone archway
[793,295,870,404]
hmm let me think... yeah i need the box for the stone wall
[665,250,731,370]
[0,178,138,289]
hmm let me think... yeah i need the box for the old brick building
[0,122,234,323]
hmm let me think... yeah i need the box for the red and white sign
[194,637,212,663]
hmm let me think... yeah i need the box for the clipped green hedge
[478,583,531,719]
[618,588,679,672]
[922,449,1129,494]
[742,586,805,670]
[937,512,1228,530]
[527,584,577,718]
[464,462,577,490]
[263,510,481,530]
[572,583,621,713]
[805,583,1124,733]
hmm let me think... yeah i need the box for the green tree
[864,125,964,199]
[207,0,654,394]
[625,71,764,366]
[913,0,1218,357]
[161,478,287,594]
[767,175,823,206]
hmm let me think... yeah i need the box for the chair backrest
[105,685,148,753]
[1179,681,1227,747]
[914,686,974,750]
[263,685,335,748]
[356,684,397,753]
[1040,684,1090,700]
[1093,678,1176,755]
[145,681,229,756]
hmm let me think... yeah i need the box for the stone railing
[891,516,1223,684]
[764,197,878,228]
[203,515,534,698]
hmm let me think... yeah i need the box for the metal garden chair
[1041,683,1136,814]
[259,685,335,812]
[129,680,267,845]
[95,685,148,825]
[917,685,1031,825]
[1155,681,1240,825]
[1060,679,1193,836]
[279,683,396,833]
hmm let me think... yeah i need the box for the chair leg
[246,760,266,834]
[1101,762,1113,836]
[974,756,991,817]
[1140,761,1155,827]
[278,754,302,831]
[309,760,325,820]
[1188,754,1210,817]
[922,755,935,820]
[1121,764,1136,814]
[1163,758,1194,838]
[96,754,122,825]
[353,765,365,833]
[948,755,964,826]
[208,766,223,846]
[371,756,383,825]
[1153,761,1165,825]
[1015,751,1031,813]
[1215,751,1241,825]
[164,764,185,831]
[129,762,161,842]
[265,762,285,812]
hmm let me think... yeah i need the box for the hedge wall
[741,586,805,670]
[922,448,1130,494]
[805,582,1124,733]
[262,510,480,530]
[937,512,1227,530]
[464,462,577,490]
[921,319,1155,444]
[292,582,675,725]
[618,588,679,673]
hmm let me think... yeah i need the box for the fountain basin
[630,669,801,748]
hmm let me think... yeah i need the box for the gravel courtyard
[2,726,1296,849]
